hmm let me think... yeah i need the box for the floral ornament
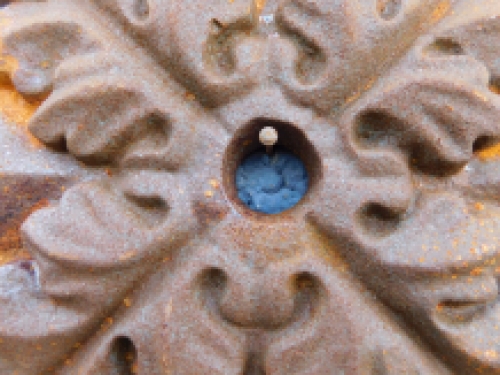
[1,0,500,374]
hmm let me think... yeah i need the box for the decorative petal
[0,176,197,373]
[350,55,500,175]
[92,0,264,107]
[309,7,500,373]
[271,0,454,113]
[431,0,500,81]
[265,250,451,375]
[1,2,225,166]
[1,3,100,98]
[356,261,500,374]
[310,152,414,240]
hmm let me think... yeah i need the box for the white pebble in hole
[259,126,278,154]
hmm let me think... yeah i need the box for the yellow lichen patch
[476,142,500,161]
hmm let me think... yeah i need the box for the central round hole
[223,119,321,217]
[236,148,309,214]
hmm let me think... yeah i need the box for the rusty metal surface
[1,0,500,374]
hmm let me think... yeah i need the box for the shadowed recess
[355,110,465,176]
[424,37,464,56]
[435,299,491,324]
[490,77,500,95]
[133,0,150,20]
[376,0,402,20]
[243,352,266,375]
[275,4,327,86]
[473,135,500,160]
[358,202,402,237]
[108,336,138,375]
[199,267,228,313]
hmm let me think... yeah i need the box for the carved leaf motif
[431,0,500,81]
[272,0,454,113]
[1,1,219,167]
[304,2,500,374]
[1,4,100,98]
[352,50,500,174]
[264,254,452,375]
[92,0,265,107]
[0,177,197,373]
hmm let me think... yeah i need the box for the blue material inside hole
[236,149,309,214]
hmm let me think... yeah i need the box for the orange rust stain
[474,202,485,211]
[0,82,40,127]
[473,90,489,103]
[184,92,196,101]
[254,0,267,14]
[0,243,31,266]
[345,91,361,105]
[490,83,500,95]
[0,42,18,81]
[436,303,444,313]
[192,200,228,226]
[470,267,484,276]
[119,250,138,261]
[0,198,49,260]
[476,142,500,161]
[484,350,499,360]
[209,179,220,189]
[0,39,42,145]
[430,0,451,23]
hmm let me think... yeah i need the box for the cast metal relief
[1,0,500,373]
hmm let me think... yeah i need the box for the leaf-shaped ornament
[271,0,454,113]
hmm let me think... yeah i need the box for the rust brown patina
[2,0,500,374]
